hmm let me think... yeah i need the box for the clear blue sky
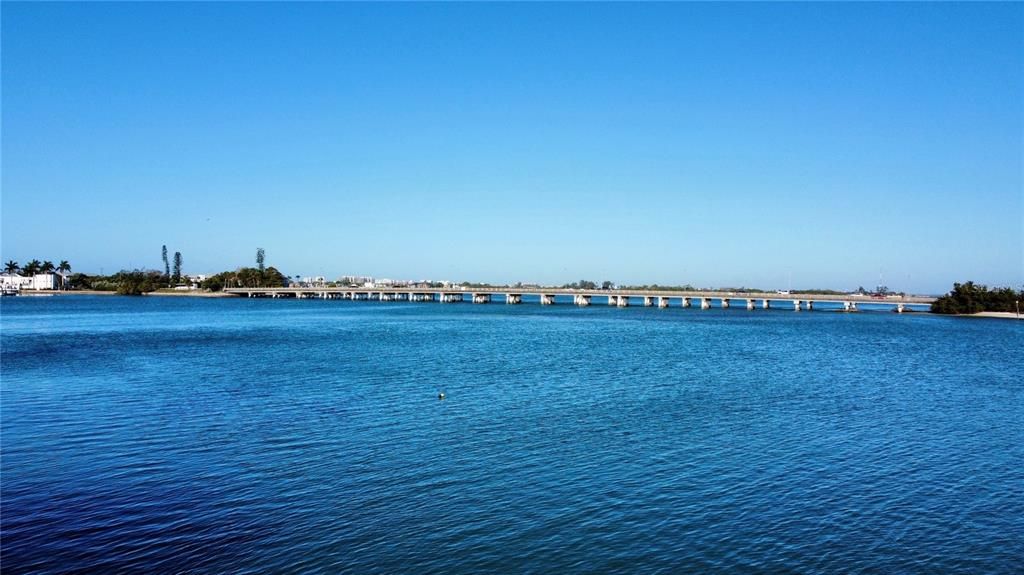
[2,2,1021,294]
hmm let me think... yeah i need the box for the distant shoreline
[8,291,1022,318]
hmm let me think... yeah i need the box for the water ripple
[2,296,1022,573]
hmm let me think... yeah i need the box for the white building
[184,274,207,289]
[32,273,60,290]
[337,275,373,287]
[1,273,61,291]
[1,274,32,290]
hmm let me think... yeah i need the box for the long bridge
[224,287,934,313]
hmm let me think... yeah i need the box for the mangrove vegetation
[930,282,1023,314]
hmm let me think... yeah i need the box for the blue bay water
[2,295,1022,573]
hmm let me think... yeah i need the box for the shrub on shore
[202,267,288,291]
[114,270,164,295]
[931,282,1023,314]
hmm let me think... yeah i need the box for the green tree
[58,261,71,289]
[23,260,41,276]
[40,261,55,273]
[4,260,18,274]
[69,272,92,290]
[263,266,287,287]
[601,280,615,290]
[931,281,1024,314]
[172,252,183,284]
[201,266,288,291]
[202,275,225,291]
[115,270,162,295]
[162,245,170,283]
[563,279,598,289]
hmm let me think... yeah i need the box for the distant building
[185,274,207,289]
[1,274,32,291]
[335,275,414,288]
[32,273,60,290]
[1,273,62,291]
[337,275,373,286]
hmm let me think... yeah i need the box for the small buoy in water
[438,392,446,400]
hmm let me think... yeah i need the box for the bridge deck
[224,286,934,305]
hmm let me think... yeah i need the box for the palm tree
[58,261,71,290]
[3,260,18,275]
[41,261,55,273]
[23,260,42,276]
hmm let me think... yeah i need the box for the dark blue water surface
[2,295,1022,573]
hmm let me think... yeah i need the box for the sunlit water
[2,295,1021,573]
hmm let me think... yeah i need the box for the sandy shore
[962,311,1024,320]
[145,290,237,298]
[15,289,237,298]
[14,289,118,296]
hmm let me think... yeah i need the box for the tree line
[200,247,286,291]
[201,267,287,291]
[930,282,1023,314]
[560,280,618,290]
[4,259,72,277]
[12,247,287,295]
